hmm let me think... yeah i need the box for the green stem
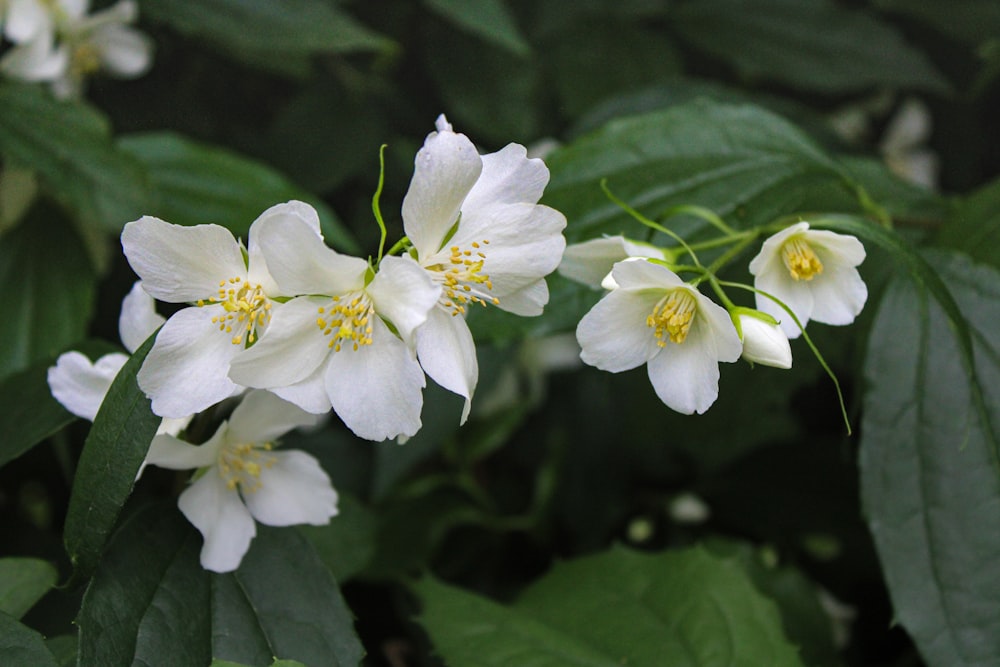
[659,204,738,236]
[372,144,389,263]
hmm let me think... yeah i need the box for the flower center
[217,441,276,494]
[647,289,696,346]
[427,241,499,316]
[70,42,102,76]
[316,293,374,352]
[781,237,824,281]
[199,277,272,346]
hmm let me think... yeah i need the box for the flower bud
[736,310,792,369]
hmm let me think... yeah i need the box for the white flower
[121,201,317,419]
[0,28,67,83]
[558,235,668,290]
[576,259,742,414]
[402,115,567,422]
[3,0,54,44]
[47,281,189,435]
[227,213,441,442]
[143,390,337,573]
[733,309,793,369]
[749,222,867,339]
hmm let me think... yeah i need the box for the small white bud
[738,312,793,369]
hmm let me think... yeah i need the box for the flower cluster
[562,218,867,414]
[0,0,152,98]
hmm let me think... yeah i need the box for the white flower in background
[732,309,793,369]
[749,222,867,339]
[402,115,566,423]
[0,0,152,98]
[880,97,939,190]
[227,213,440,442]
[121,202,317,419]
[576,259,742,414]
[47,281,189,435]
[559,235,668,290]
[143,390,337,573]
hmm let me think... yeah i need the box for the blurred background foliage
[2,0,999,665]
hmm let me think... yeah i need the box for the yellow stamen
[216,441,277,494]
[427,239,498,315]
[317,292,375,352]
[197,277,272,347]
[781,237,824,281]
[647,289,697,347]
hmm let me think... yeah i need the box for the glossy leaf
[874,0,1000,47]
[416,546,804,666]
[934,176,1000,270]
[118,132,360,254]
[425,0,530,55]
[0,612,59,667]
[63,334,159,587]
[671,0,950,94]
[0,559,57,620]
[543,100,852,243]
[0,82,147,229]
[0,215,96,381]
[78,504,363,667]
[860,250,1000,666]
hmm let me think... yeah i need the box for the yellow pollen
[781,237,824,281]
[216,441,277,494]
[647,289,697,347]
[317,293,375,352]
[427,239,498,316]
[197,277,271,347]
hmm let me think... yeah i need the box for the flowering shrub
[2,2,999,666]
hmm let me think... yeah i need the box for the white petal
[4,0,52,43]
[227,390,320,444]
[738,314,792,369]
[748,222,810,276]
[808,229,866,267]
[95,24,152,77]
[255,214,367,296]
[610,258,685,291]
[494,278,549,316]
[462,142,549,213]
[559,237,634,288]
[367,255,440,342]
[416,308,478,423]
[145,428,222,471]
[754,270,814,339]
[228,296,330,389]
[137,306,244,418]
[47,351,127,421]
[271,366,332,415]
[325,318,425,441]
[121,217,246,302]
[156,415,193,437]
[402,127,483,260]
[646,339,721,415]
[118,281,165,353]
[178,472,256,573]
[806,266,868,326]
[577,289,661,372]
[690,290,743,364]
[244,450,338,527]
[0,35,67,81]
[246,200,322,296]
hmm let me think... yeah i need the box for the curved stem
[372,144,389,263]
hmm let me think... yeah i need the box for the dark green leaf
[424,0,530,55]
[543,100,852,243]
[0,559,57,620]
[79,504,363,667]
[43,636,76,667]
[297,493,376,582]
[140,0,391,62]
[0,612,59,667]
[0,82,147,230]
[0,214,96,380]
[874,0,1000,47]
[860,250,1000,666]
[671,0,950,94]
[934,176,1000,270]
[63,334,159,587]
[119,132,360,254]
[211,661,307,667]
[415,546,804,666]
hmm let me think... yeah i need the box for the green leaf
[934,176,1000,270]
[43,635,76,667]
[0,559,57,620]
[0,213,96,381]
[211,661,307,667]
[63,334,159,587]
[543,100,853,243]
[140,0,391,63]
[860,250,1000,666]
[119,132,360,254]
[424,0,530,55]
[0,612,59,667]
[415,546,805,666]
[297,493,376,582]
[670,0,950,94]
[874,0,1000,47]
[0,82,147,230]
[78,504,363,667]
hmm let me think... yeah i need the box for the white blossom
[734,309,793,369]
[559,235,668,290]
[749,222,867,339]
[576,259,742,414]
[144,390,337,573]
[402,115,567,422]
